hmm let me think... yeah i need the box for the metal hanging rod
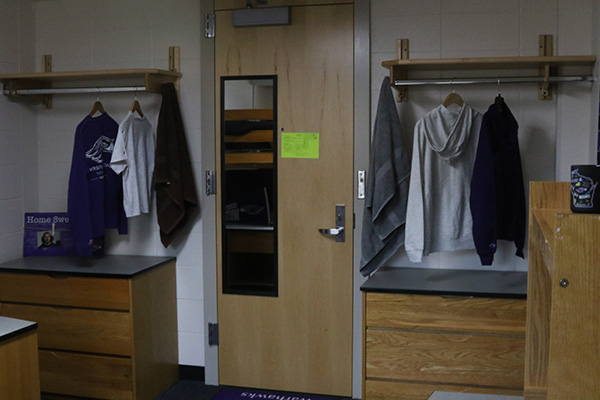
[393,75,593,86]
[2,86,147,96]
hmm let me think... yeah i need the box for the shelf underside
[382,55,596,71]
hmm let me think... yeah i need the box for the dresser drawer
[1,303,132,356]
[366,329,525,388]
[39,350,133,400]
[366,292,526,335]
[0,272,130,310]
[364,379,524,400]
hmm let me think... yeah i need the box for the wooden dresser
[0,316,40,399]
[0,255,178,400]
[362,267,527,400]
[525,182,600,399]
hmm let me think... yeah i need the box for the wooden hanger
[130,99,144,117]
[88,99,105,117]
[442,79,464,108]
[442,91,464,108]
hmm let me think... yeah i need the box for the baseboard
[179,365,205,381]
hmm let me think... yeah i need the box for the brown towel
[153,82,199,247]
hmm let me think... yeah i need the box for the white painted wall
[0,0,37,263]
[0,0,598,378]
[370,0,598,273]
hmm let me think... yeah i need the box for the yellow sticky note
[281,132,319,159]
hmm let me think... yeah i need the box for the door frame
[200,1,371,397]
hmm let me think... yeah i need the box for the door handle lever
[318,205,345,242]
[318,227,344,235]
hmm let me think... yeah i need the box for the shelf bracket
[394,39,409,102]
[42,54,52,109]
[169,46,181,93]
[539,34,554,100]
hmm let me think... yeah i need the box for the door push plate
[335,204,345,242]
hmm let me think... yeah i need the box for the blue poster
[23,213,76,256]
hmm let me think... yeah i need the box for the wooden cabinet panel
[0,331,40,400]
[526,182,600,400]
[0,258,177,400]
[0,303,132,356]
[363,288,526,400]
[39,350,133,400]
[130,262,179,400]
[0,272,130,310]
[367,293,526,335]
[366,329,525,388]
[365,379,524,400]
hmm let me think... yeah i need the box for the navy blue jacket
[67,113,127,256]
[470,102,526,265]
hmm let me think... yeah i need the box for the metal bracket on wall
[205,14,215,38]
[357,170,366,199]
[395,39,409,102]
[208,322,219,346]
[42,54,52,108]
[205,170,217,196]
[539,34,554,100]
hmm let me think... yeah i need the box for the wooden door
[215,2,354,396]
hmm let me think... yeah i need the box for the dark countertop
[0,316,37,343]
[0,255,176,278]
[361,266,527,299]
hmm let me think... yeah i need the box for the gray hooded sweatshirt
[405,104,482,263]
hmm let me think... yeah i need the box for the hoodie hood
[485,103,519,152]
[421,104,476,164]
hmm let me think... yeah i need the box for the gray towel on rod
[359,76,411,276]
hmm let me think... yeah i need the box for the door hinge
[208,322,219,346]
[205,14,216,38]
[205,170,217,196]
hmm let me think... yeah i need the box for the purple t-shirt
[67,113,127,256]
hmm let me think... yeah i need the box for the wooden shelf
[224,109,273,121]
[225,152,273,165]
[225,130,273,143]
[0,69,180,94]
[223,108,275,167]
[0,47,181,108]
[382,55,596,71]
[227,230,274,254]
[382,37,596,101]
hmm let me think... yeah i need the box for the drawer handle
[48,273,69,280]
[440,295,474,300]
